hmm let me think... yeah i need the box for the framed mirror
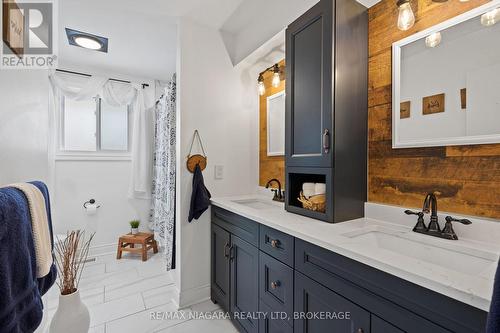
[392,1,500,148]
[267,91,285,156]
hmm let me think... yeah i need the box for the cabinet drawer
[259,301,293,333]
[259,225,294,267]
[259,252,294,323]
[212,206,259,247]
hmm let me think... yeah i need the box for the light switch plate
[215,165,224,179]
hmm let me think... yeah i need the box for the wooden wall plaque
[422,93,445,115]
[2,0,24,57]
[400,101,411,119]
[460,88,467,110]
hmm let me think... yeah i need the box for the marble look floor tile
[189,299,221,313]
[81,263,106,278]
[79,267,140,289]
[105,302,191,333]
[89,293,145,326]
[142,284,178,309]
[105,273,174,302]
[155,315,238,333]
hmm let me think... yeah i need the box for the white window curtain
[48,71,153,199]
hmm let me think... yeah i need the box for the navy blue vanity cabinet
[231,235,260,333]
[295,271,370,333]
[211,223,230,312]
[260,301,294,333]
[285,0,368,223]
[295,239,485,333]
[285,0,332,169]
[211,207,260,332]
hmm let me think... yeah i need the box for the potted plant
[130,220,140,235]
[50,230,95,333]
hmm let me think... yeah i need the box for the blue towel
[29,181,57,296]
[188,164,211,222]
[487,260,500,333]
[0,187,43,333]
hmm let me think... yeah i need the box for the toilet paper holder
[83,199,101,209]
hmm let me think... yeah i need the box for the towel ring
[83,199,101,209]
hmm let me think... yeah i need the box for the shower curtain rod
[55,69,150,89]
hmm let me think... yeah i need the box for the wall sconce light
[258,74,266,96]
[425,31,442,48]
[397,0,415,31]
[257,63,284,96]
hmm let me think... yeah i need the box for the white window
[59,96,130,158]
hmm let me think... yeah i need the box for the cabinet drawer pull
[357,329,364,333]
[224,242,230,258]
[323,129,330,153]
[270,281,281,289]
[270,239,280,248]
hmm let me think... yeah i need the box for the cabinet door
[211,224,230,312]
[286,0,333,168]
[230,235,259,333]
[294,272,370,333]
[371,315,404,333]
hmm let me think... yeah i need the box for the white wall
[175,18,258,307]
[0,71,50,185]
[220,0,318,65]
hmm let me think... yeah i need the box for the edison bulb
[397,2,415,31]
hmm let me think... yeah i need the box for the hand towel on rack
[487,260,500,332]
[188,164,211,222]
[0,187,43,332]
[9,183,53,278]
[29,181,57,295]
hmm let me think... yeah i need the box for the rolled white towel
[302,183,315,198]
[9,183,53,278]
[315,183,326,195]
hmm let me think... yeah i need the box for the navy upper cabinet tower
[285,0,368,223]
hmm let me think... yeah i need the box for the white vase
[131,227,139,235]
[50,290,90,333]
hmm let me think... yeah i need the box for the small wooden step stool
[117,232,158,261]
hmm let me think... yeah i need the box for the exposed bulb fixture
[257,63,284,96]
[74,36,103,50]
[272,64,281,88]
[425,31,442,48]
[481,8,500,27]
[258,74,266,96]
[397,0,415,31]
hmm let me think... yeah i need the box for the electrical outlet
[215,165,224,179]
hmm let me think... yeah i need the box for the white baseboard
[178,284,211,309]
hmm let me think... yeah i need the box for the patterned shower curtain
[150,75,176,270]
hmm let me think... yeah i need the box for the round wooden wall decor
[187,154,207,173]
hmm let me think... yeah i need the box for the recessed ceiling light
[74,36,102,50]
[65,28,108,53]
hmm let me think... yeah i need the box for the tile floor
[36,251,238,333]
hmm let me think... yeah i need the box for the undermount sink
[342,227,497,276]
[231,198,279,210]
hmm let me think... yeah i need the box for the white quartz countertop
[211,195,500,312]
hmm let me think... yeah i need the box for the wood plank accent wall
[368,0,500,219]
[259,60,286,187]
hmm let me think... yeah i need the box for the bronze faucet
[265,179,284,202]
[405,192,471,240]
